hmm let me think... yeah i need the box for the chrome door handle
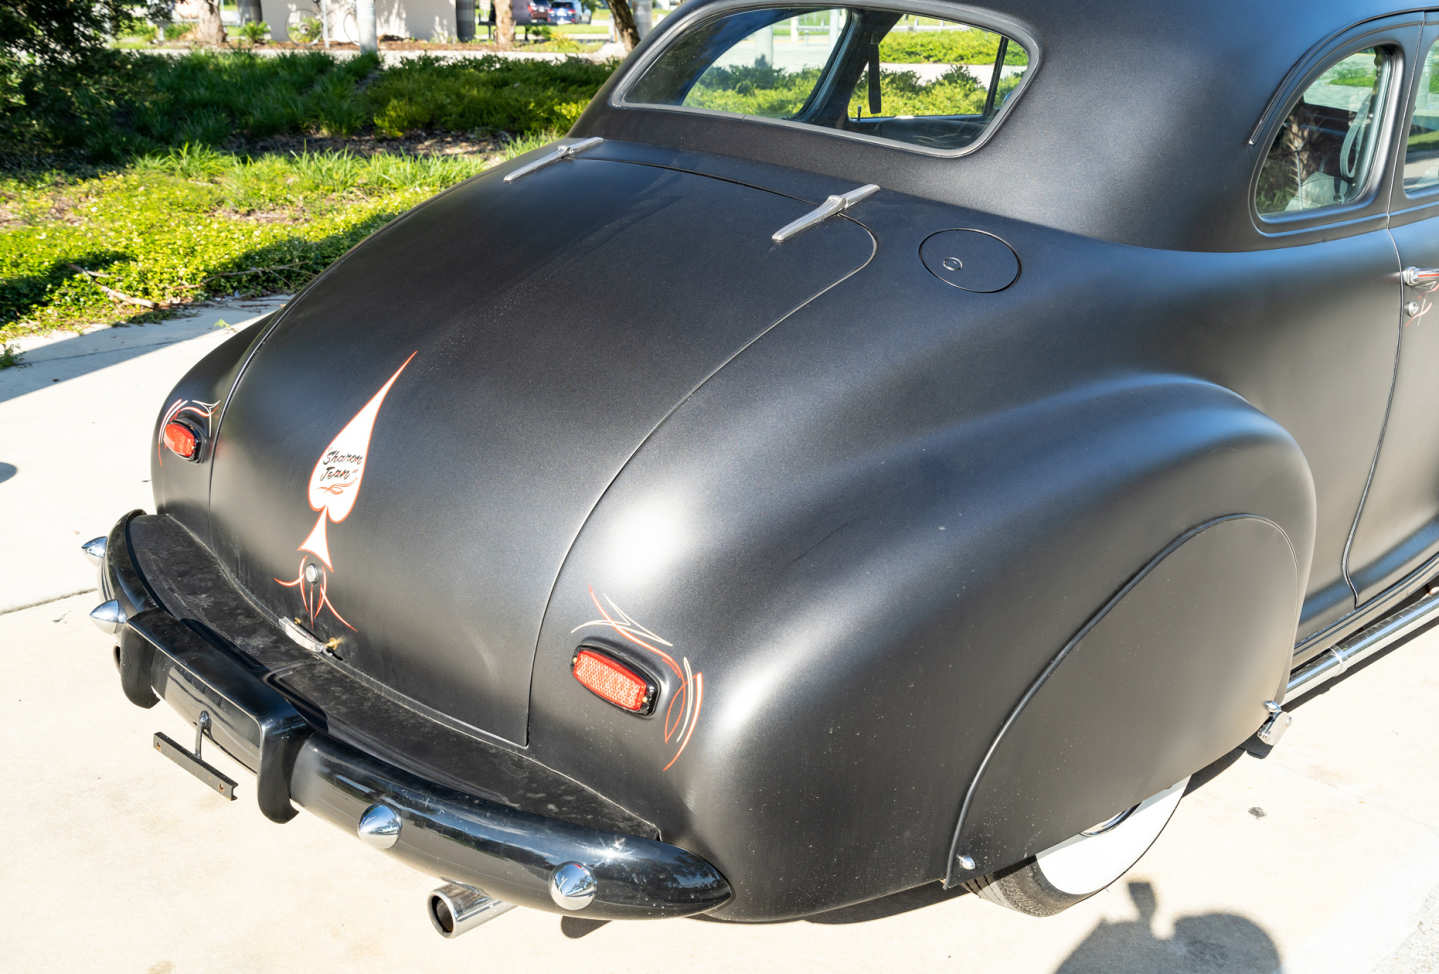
[1402,266,1439,286]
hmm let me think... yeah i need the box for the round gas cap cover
[919,229,1020,292]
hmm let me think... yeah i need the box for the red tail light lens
[572,647,657,715]
[163,421,200,461]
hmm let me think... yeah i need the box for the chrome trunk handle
[771,183,880,244]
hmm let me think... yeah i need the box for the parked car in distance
[547,0,592,24]
[510,0,550,25]
[87,0,1439,935]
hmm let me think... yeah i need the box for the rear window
[620,5,1031,153]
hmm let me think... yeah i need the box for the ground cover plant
[0,51,614,336]
[0,146,508,339]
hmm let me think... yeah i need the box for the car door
[1348,15,1439,603]
[1248,18,1419,642]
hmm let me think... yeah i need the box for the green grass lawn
[0,51,614,339]
[549,23,612,35]
[0,146,527,341]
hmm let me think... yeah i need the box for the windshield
[622,5,1031,153]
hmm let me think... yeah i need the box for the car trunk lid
[205,155,873,743]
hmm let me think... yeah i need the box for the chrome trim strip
[1286,582,1439,701]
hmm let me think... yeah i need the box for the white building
[263,0,462,42]
[170,0,465,42]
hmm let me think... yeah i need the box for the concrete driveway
[1,306,1437,972]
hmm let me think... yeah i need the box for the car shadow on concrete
[1052,881,1280,974]
[810,879,1280,972]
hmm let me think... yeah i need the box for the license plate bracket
[153,710,237,801]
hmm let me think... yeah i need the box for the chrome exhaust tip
[81,536,107,562]
[427,883,515,937]
[89,599,126,634]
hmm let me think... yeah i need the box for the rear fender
[945,510,1302,885]
[536,372,1316,920]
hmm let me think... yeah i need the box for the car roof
[581,0,1417,250]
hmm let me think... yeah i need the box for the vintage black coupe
[88,0,1439,930]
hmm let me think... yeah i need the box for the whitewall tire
[964,777,1190,916]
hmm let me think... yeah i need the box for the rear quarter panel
[525,198,1321,919]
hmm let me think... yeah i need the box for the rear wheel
[963,777,1189,916]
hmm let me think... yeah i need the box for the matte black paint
[948,515,1300,882]
[115,0,1439,923]
[204,160,871,745]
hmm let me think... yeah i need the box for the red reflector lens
[573,648,654,714]
[163,421,199,460]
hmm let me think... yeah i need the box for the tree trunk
[194,0,225,45]
[608,0,641,51]
[495,0,516,46]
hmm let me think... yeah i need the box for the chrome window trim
[608,0,1041,161]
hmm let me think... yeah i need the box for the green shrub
[364,55,613,136]
[878,29,1029,66]
[0,50,608,167]
[236,21,271,46]
[685,62,990,119]
[116,17,158,44]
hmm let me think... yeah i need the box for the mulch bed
[233,132,503,157]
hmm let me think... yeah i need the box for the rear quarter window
[1256,46,1399,217]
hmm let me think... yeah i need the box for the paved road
[1,307,1437,972]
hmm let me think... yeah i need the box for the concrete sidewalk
[1,306,1437,972]
[0,298,288,612]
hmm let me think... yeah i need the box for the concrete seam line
[0,587,99,616]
